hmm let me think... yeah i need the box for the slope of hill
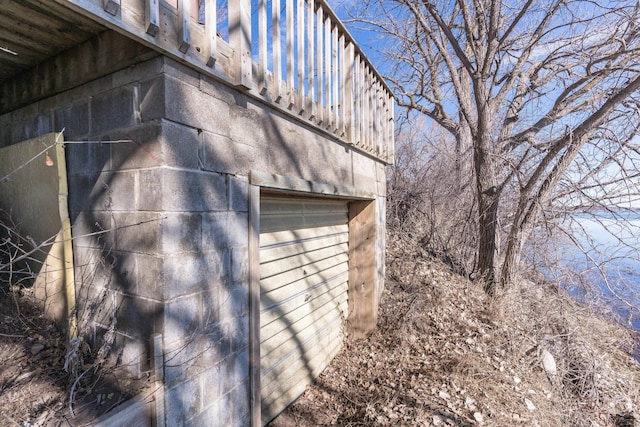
[271,233,639,426]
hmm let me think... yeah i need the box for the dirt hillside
[271,234,640,426]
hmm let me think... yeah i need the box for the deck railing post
[273,0,283,102]
[344,42,354,143]
[258,0,268,92]
[204,0,217,67]
[229,0,252,89]
[68,0,394,163]
[316,6,324,125]
[145,0,159,36]
[286,0,294,108]
[178,0,191,53]
[296,0,305,113]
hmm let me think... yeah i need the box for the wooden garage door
[259,197,349,423]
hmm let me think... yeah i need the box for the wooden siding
[259,197,349,424]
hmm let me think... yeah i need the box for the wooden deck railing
[58,0,394,163]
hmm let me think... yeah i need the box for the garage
[259,196,350,423]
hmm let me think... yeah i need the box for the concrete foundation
[0,30,387,426]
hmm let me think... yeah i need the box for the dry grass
[272,233,640,426]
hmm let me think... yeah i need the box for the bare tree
[388,114,477,276]
[351,0,640,294]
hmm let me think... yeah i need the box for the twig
[0,333,26,338]
[68,369,88,418]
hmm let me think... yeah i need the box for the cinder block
[218,281,249,322]
[22,114,52,143]
[91,86,137,134]
[163,333,207,387]
[112,55,164,88]
[199,74,236,106]
[162,58,200,88]
[229,176,249,212]
[76,283,115,330]
[229,102,268,146]
[219,350,250,397]
[200,364,222,411]
[73,248,115,292]
[228,377,251,426]
[159,121,200,168]
[202,211,246,252]
[164,379,200,426]
[135,253,163,299]
[140,169,228,212]
[230,247,248,284]
[65,137,111,176]
[67,172,100,215]
[90,171,137,212]
[164,76,231,135]
[161,213,202,254]
[113,211,162,255]
[72,211,115,250]
[120,336,147,377]
[162,249,227,300]
[227,212,248,249]
[352,155,378,194]
[199,131,254,175]
[221,315,249,355]
[116,293,163,339]
[54,101,90,139]
[108,122,164,170]
[111,249,137,294]
[376,162,387,196]
[139,75,166,122]
[201,212,228,251]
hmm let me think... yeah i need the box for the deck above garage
[0,0,394,163]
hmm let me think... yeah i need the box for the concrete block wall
[0,32,388,426]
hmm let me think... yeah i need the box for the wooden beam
[145,0,159,36]
[323,16,330,127]
[103,0,120,16]
[285,0,294,109]
[306,0,316,120]
[272,0,282,102]
[204,0,217,67]
[348,200,378,339]
[344,41,354,143]
[257,0,267,91]
[248,184,261,427]
[315,5,324,125]
[296,0,304,113]
[229,0,252,88]
[331,24,338,133]
[178,0,191,53]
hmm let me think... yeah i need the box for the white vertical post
[344,41,354,142]
[296,0,305,113]
[258,0,268,91]
[204,0,217,67]
[315,6,324,124]
[323,16,331,128]
[273,0,283,102]
[229,0,252,89]
[145,0,159,36]
[331,24,338,132]
[178,0,191,53]
[338,34,346,137]
[286,0,294,108]
[307,0,315,119]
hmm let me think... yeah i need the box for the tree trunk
[475,189,499,295]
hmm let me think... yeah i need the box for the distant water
[555,211,640,330]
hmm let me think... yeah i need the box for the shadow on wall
[57,60,354,425]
